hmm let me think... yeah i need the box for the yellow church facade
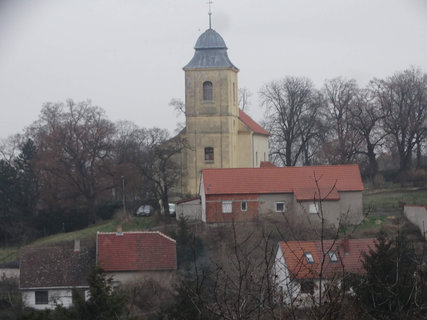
[180,28,269,195]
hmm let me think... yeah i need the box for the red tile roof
[278,238,376,279]
[97,231,177,272]
[239,109,270,136]
[202,164,363,200]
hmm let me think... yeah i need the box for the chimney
[342,238,350,255]
[74,239,81,252]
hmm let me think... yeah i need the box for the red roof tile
[202,164,363,200]
[239,109,270,136]
[278,238,376,279]
[97,231,177,272]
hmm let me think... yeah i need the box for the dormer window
[203,81,213,101]
[328,251,338,262]
[304,252,315,264]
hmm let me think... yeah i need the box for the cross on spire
[207,0,213,29]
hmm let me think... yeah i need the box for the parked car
[169,203,176,216]
[136,205,154,217]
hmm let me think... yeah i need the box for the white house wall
[22,289,73,310]
[176,199,202,221]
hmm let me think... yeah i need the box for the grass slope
[0,216,155,265]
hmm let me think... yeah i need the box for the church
[179,25,269,195]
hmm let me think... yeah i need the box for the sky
[0,0,426,139]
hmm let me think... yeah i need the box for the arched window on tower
[203,81,213,101]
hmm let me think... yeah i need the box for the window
[328,251,338,262]
[309,202,319,214]
[304,252,315,264]
[233,83,236,104]
[35,291,48,305]
[241,201,247,211]
[203,81,213,100]
[300,280,315,294]
[205,147,214,161]
[275,202,285,212]
[222,201,232,213]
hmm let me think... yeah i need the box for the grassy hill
[0,216,159,266]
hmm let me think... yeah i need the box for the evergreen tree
[355,231,427,319]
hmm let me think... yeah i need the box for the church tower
[182,27,240,194]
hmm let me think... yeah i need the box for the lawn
[363,187,427,216]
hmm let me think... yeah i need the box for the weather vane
[207,0,213,29]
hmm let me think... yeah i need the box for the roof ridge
[97,230,176,243]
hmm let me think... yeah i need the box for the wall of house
[22,288,84,310]
[296,200,341,227]
[404,205,427,239]
[273,246,293,304]
[176,199,202,221]
[236,130,252,167]
[258,194,294,215]
[294,191,363,227]
[205,194,259,223]
[339,191,363,224]
[0,268,19,279]
[252,134,269,167]
[106,270,176,287]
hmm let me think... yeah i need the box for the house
[273,238,376,306]
[200,164,364,226]
[404,205,427,239]
[20,240,92,310]
[96,231,177,285]
[175,197,202,221]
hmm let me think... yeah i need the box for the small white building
[20,241,92,310]
[273,238,375,307]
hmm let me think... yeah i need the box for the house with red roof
[97,231,177,285]
[273,238,376,306]
[200,164,364,226]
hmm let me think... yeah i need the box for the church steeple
[208,0,213,29]
[183,28,238,70]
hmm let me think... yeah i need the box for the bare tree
[372,67,427,172]
[29,99,116,223]
[261,77,324,166]
[350,89,387,180]
[322,78,363,164]
[239,87,252,112]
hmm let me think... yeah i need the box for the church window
[233,83,236,104]
[203,81,213,101]
[205,147,214,161]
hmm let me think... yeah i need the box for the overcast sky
[0,0,426,139]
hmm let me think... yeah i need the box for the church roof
[239,109,270,136]
[184,28,238,70]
